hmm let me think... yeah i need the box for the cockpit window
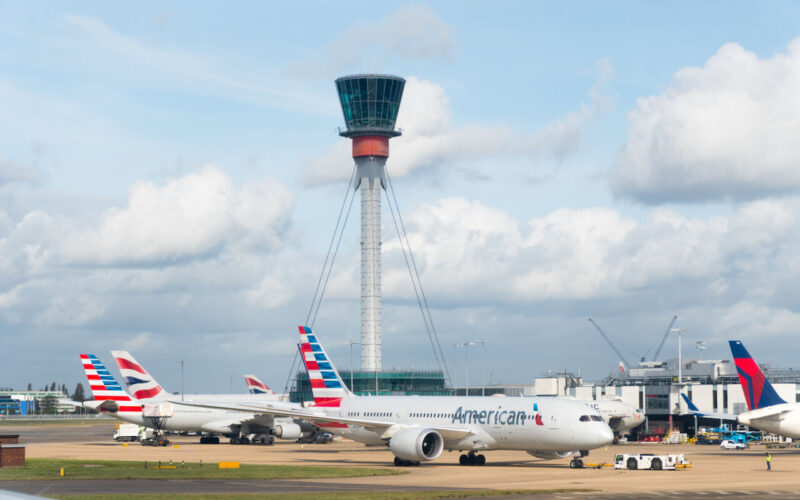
[579,415,591,422]
[590,415,604,422]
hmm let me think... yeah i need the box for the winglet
[297,326,353,407]
[729,340,786,410]
[111,351,166,400]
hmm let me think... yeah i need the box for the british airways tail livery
[728,340,800,438]
[244,374,274,395]
[730,340,786,411]
[110,351,166,401]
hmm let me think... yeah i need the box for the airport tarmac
[4,422,800,497]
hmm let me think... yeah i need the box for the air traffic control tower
[336,74,404,372]
[289,75,450,402]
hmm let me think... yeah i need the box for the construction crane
[651,315,678,361]
[588,318,632,370]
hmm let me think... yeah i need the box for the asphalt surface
[0,422,116,444]
[0,479,464,496]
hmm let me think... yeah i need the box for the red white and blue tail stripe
[298,326,352,407]
[111,350,166,400]
[244,374,273,394]
[80,354,142,413]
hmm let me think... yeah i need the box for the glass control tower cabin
[336,74,404,373]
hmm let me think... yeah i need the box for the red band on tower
[352,136,389,158]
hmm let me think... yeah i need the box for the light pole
[453,344,460,395]
[475,339,488,396]
[457,342,475,396]
[670,327,687,384]
[345,340,360,392]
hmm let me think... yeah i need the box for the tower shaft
[335,74,405,374]
[356,156,386,371]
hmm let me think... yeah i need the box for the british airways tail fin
[729,340,786,411]
[244,374,273,394]
[297,326,353,407]
[111,351,167,400]
[79,354,141,413]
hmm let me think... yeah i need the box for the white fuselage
[318,396,613,452]
[99,399,301,436]
[584,400,645,433]
[737,403,800,439]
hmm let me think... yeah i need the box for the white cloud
[63,166,294,266]
[612,37,800,202]
[303,62,612,185]
[290,6,454,78]
[380,197,799,306]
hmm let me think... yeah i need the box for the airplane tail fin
[111,350,167,400]
[681,393,700,413]
[729,340,786,411]
[297,326,354,407]
[79,354,141,413]
[244,374,273,394]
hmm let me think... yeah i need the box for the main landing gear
[459,451,486,466]
[394,457,420,467]
[200,436,220,444]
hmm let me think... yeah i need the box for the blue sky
[2,1,800,394]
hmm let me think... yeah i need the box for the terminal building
[0,390,75,415]
[475,357,800,437]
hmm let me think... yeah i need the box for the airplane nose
[597,425,614,446]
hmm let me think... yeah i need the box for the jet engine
[274,423,302,440]
[526,450,574,460]
[389,428,444,462]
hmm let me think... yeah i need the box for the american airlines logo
[451,406,544,426]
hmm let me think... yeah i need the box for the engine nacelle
[274,423,302,440]
[389,428,444,462]
[527,450,574,460]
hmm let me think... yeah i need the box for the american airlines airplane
[683,340,800,439]
[180,326,614,467]
[79,354,307,444]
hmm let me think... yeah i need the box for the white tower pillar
[355,156,386,372]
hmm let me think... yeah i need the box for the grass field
[50,490,593,500]
[0,458,404,481]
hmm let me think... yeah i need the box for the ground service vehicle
[614,453,690,470]
[112,424,142,442]
[720,439,746,450]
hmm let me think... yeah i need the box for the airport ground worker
[765,452,771,471]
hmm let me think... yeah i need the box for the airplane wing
[172,400,474,440]
[681,394,736,421]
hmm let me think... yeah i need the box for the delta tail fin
[79,354,141,413]
[729,340,786,411]
[244,374,273,394]
[297,326,353,407]
[111,351,167,400]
